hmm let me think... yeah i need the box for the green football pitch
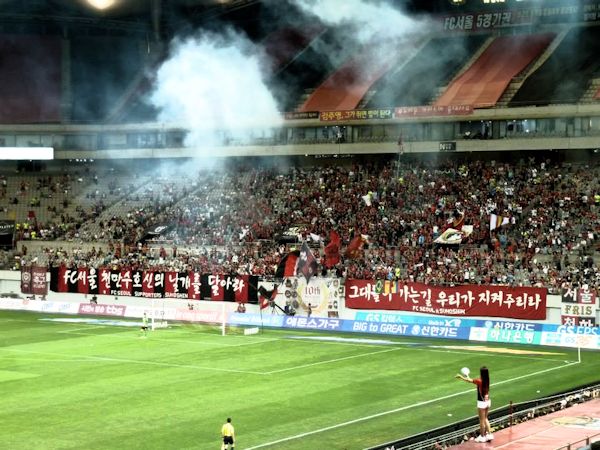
[1,310,599,450]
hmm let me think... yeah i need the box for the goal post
[150,298,168,331]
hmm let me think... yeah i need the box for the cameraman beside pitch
[456,366,493,442]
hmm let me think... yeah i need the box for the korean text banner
[345,280,546,320]
[50,266,258,303]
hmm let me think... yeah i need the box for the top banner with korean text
[345,280,546,320]
[440,3,595,32]
[50,266,258,303]
[395,105,473,117]
[320,109,393,122]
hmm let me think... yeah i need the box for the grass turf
[0,310,598,450]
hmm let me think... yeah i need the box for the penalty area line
[245,360,579,449]
[263,347,403,375]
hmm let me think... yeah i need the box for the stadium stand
[510,25,600,106]
[4,154,599,296]
[271,28,357,112]
[0,35,61,123]
[435,33,555,108]
[365,34,489,108]
[70,36,146,122]
[299,40,396,112]
[262,26,323,71]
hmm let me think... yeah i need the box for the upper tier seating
[435,33,554,108]
[366,35,489,108]
[71,36,145,122]
[298,41,397,112]
[271,28,356,112]
[0,35,61,123]
[510,26,600,106]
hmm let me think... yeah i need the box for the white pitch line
[61,330,278,348]
[1,348,266,375]
[58,326,108,334]
[263,347,403,375]
[244,361,581,449]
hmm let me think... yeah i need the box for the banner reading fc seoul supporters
[345,280,546,320]
[50,266,258,303]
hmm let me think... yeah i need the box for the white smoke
[150,30,281,151]
[291,0,424,43]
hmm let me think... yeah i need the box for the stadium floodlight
[0,147,54,160]
[86,0,116,10]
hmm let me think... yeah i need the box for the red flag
[275,250,299,278]
[345,235,365,259]
[258,285,277,309]
[324,230,341,268]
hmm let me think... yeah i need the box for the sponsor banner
[0,299,79,314]
[50,267,257,302]
[319,109,393,122]
[355,312,546,332]
[469,327,541,345]
[78,303,127,317]
[355,311,468,327]
[395,105,473,117]
[282,316,342,331]
[284,111,319,120]
[345,279,546,320]
[541,331,600,350]
[229,312,284,328]
[344,320,468,339]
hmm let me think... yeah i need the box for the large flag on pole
[297,242,318,283]
[345,235,366,259]
[258,285,277,309]
[275,250,300,278]
[490,213,510,231]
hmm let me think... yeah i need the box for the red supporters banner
[188,271,202,300]
[98,268,111,295]
[21,266,32,294]
[50,267,257,303]
[394,105,473,117]
[345,280,546,320]
[77,268,89,294]
[31,266,47,295]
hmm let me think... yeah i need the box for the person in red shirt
[456,366,493,442]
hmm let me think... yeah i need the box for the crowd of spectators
[4,154,600,294]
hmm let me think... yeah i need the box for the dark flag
[258,285,278,309]
[275,250,300,279]
[297,242,318,283]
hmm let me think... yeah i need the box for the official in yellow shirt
[221,417,235,450]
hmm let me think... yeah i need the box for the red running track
[449,399,600,449]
